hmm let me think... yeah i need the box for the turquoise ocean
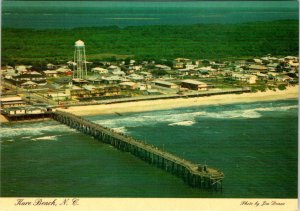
[1,100,298,197]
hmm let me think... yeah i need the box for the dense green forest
[2,20,298,65]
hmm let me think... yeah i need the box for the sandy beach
[63,86,299,116]
[0,115,9,123]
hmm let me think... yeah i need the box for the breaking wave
[1,139,15,143]
[1,122,78,139]
[112,127,127,134]
[169,121,195,126]
[92,104,297,128]
[32,135,60,141]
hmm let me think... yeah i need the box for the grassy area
[2,20,298,65]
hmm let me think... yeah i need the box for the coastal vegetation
[2,20,298,65]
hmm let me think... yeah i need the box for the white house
[108,65,121,72]
[92,67,109,74]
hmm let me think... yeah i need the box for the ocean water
[2,1,299,29]
[1,99,298,198]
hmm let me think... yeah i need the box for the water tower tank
[75,40,85,47]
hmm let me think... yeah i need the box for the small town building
[47,63,56,70]
[21,81,38,88]
[152,80,178,89]
[0,96,26,108]
[1,106,50,116]
[155,64,171,71]
[199,66,216,72]
[284,56,298,61]
[15,65,30,74]
[130,65,143,71]
[11,74,47,85]
[256,73,269,80]
[248,64,268,73]
[253,59,263,64]
[195,60,202,67]
[145,89,161,95]
[140,71,152,79]
[185,64,197,70]
[261,56,278,63]
[127,74,144,81]
[86,76,102,84]
[173,58,192,69]
[43,70,58,77]
[56,66,72,75]
[181,79,208,91]
[108,65,121,72]
[178,69,191,76]
[102,76,124,84]
[288,60,299,68]
[232,73,257,84]
[111,70,126,76]
[72,78,89,85]
[119,82,137,90]
[92,67,108,74]
[137,83,150,91]
[48,93,71,101]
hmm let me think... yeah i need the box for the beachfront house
[0,96,27,109]
[119,82,137,90]
[232,73,257,84]
[181,79,208,91]
[1,106,48,116]
[48,92,71,101]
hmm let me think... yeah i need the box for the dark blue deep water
[2,1,299,29]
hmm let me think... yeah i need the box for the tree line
[2,20,298,66]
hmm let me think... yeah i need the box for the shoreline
[1,86,298,123]
[61,86,299,117]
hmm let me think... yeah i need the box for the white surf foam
[92,104,298,129]
[32,135,60,141]
[169,120,195,126]
[203,109,262,119]
[112,127,127,134]
[1,122,77,139]
[1,139,15,143]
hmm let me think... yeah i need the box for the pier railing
[52,110,224,190]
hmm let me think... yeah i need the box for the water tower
[73,40,87,80]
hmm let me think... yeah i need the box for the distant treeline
[2,20,298,65]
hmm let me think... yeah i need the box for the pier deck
[53,110,224,190]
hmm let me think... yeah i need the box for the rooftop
[153,80,177,86]
[182,79,207,85]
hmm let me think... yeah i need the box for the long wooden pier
[52,110,224,190]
